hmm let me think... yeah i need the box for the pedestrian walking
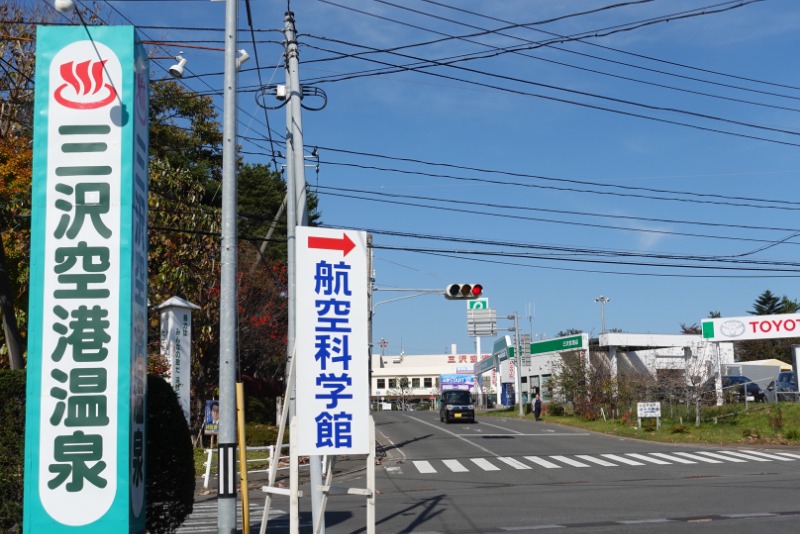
[533,394,542,421]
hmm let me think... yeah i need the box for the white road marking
[575,455,617,467]
[738,450,792,461]
[674,452,722,463]
[413,460,437,473]
[443,459,469,472]
[649,452,696,464]
[471,458,501,471]
[550,455,590,467]
[600,454,644,466]
[694,451,747,463]
[626,453,671,465]
[497,456,532,469]
[524,456,562,469]
[713,450,771,462]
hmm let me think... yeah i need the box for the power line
[312,146,800,209]
[317,188,799,247]
[315,184,800,237]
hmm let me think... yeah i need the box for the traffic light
[445,283,483,299]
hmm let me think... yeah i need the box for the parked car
[702,375,767,403]
[775,371,799,402]
[439,390,475,424]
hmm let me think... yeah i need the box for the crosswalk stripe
[626,453,671,465]
[575,455,617,466]
[715,450,771,462]
[600,454,644,466]
[694,451,747,463]
[524,456,562,468]
[413,460,437,473]
[443,459,469,472]
[550,455,590,467]
[674,452,721,463]
[471,458,501,471]
[400,448,790,476]
[649,452,696,464]
[741,450,794,461]
[498,457,532,469]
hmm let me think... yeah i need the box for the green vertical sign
[702,321,715,339]
[493,335,513,360]
[24,26,148,533]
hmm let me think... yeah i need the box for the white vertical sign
[158,296,200,424]
[296,227,369,455]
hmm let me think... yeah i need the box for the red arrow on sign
[308,233,356,256]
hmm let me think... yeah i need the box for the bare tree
[387,377,412,411]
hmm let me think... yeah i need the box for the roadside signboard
[637,402,661,418]
[493,335,514,361]
[637,402,661,429]
[296,227,369,455]
[702,314,800,342]
[24,26,148,533]
[440,374,475,391]
[474,356,495,374]
[529,334,588,356]
[467,308,496,337]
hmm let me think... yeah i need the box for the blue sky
[44,0,800,355]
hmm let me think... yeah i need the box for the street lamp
[595,295,610,334]
[504,313,525,417]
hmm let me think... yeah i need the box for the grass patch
[480,402,800,445]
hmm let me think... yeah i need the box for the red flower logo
[54,59,117,109]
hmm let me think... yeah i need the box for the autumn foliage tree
[0,7,315,419]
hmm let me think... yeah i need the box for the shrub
[785,428,800,441]
[641,418,658,432]
[245,396,276,425]
[0,369,26,532]
[147,375,196,534]
[548,403,566,417]
[670,424,690,434]
[0,372,195,533]
[245,423,281,447]
[769,405,784,432]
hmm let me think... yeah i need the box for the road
[180,410,800,533]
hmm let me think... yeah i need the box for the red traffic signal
[445,283,483,299]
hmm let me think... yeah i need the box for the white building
[371,333,735,407]
[370,348,492,406]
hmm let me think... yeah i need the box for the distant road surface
[181,410,800,533]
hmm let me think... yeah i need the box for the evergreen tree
[750,290,782,315]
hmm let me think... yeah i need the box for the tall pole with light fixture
[510,313,524,417]
[596,295,610,334]
[218,0,239,531]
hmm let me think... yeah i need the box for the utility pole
[218,0,239,531]
[511,313,523,417]
[283,11,324,533]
